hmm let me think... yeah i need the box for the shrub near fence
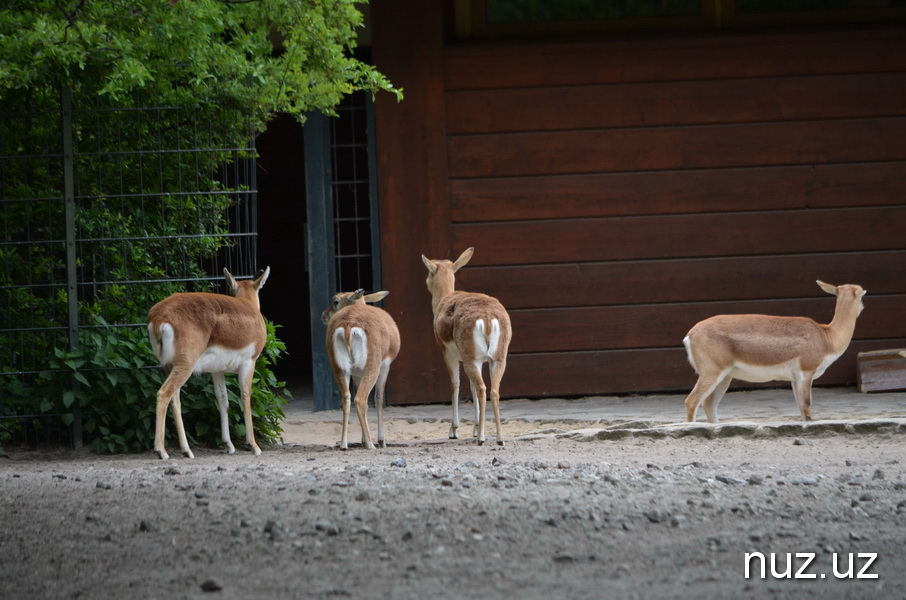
[0,86,291,454]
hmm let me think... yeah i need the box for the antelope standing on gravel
[147,267,270,460]
[683,280,866,423]
[322,289,400,450]
[421,247,512,446]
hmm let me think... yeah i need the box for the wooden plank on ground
[857,349,906,393]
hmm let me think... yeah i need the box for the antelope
[421,247,512,446]
[322,289,400,450]
[683,280,866,423]
[147,267,270,460]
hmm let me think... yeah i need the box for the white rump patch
[682,335,697,373]
[473,318,501,361]
[149,322,176,366]
[332,327,369,374]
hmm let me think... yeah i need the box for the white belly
[194,343,258,374]
[730,360,796,383]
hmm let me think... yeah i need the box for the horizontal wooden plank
[506,295,902,354]
[499,340,903,398]
[445,28,906,90]
[448,118,906,178]
[456,252,904,310]
[452,206,906,265]
[449,162,906,223]
[447,72,906,135]
[857,349,906,393]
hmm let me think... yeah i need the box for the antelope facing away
[322,289,400,450]
[683,280,866,423]
[147,267,270,460]
[421,247,512,446]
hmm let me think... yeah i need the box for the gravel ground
[2,421,905,600]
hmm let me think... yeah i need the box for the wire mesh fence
[0,85,258,449]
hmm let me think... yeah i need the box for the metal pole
[61,85,83,448]
[304,111,338,411]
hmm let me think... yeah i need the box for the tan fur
[421,247,512,445]
[683,280,866,423]
[322,290,401,450]
[147,267,270,460]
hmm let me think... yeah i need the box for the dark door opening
[255,113,312,387]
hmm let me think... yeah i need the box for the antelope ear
[421,254,438,275]
[816,280,838,296]
[452,247,475,272]
[253,266,271,290]
[364,291,389,304]
[224,268,239,295]
[349,288,366,302]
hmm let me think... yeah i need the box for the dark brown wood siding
[374,11,906,403]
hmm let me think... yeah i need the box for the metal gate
[0,85,258,447]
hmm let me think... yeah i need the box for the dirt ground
[2,415,905,600]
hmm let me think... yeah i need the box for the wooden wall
[374,3,906,403]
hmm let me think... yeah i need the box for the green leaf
[62,390,76,408]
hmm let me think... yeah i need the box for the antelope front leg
[793,373,814,421]
[212,372,235,454]
[443,349,462,439]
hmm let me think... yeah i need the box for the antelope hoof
[378,439,386,449]
[155,449,169,460]
[448,428,459,440]
[497,440,505,447]
[477,439,485,446]
[225,442,236,455]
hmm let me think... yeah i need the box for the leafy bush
[12,317,291,455]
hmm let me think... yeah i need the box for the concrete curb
[556,418,906,442]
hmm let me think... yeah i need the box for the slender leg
[171,390,194,459]
[375,358,392,448]
[469,377,480,438]
[154,365,192,460]
[237,363,261,456]
[684,369,730,423]
[793,372,814,421]
[355,370,378,450]
[443,348,461,439]
[463,360,486,445]
[702,375,732,424]
[211,372,235,454]
[337,373,352,450]
[489,357,507,446]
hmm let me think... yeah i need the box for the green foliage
[28,317,291,455]
[0,0,401,123]
[1,1,382,453]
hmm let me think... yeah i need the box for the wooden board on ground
[857,349,906,393]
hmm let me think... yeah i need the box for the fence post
[304,111,339,411]
[61,85,83,448]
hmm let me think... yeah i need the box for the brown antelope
[421,247,512,446]
[147,267,270,460]
[322,289,400,450]
[683,280,866,423]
